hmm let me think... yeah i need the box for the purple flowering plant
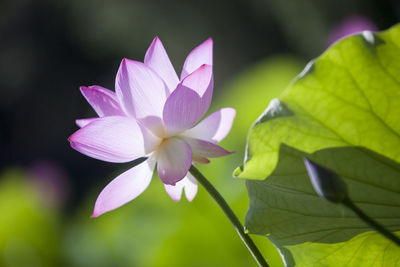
[68,38,268,266]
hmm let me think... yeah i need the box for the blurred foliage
[0,169,60,267]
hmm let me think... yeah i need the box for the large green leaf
[235,24,400,180]
[237,24,400,266]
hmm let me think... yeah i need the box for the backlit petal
[164,179,184,202]
[162,85,203,136]
[182,108,236,143]
[69,116,160,163]
[75,118,98,128]
[164,173,198,202]
[144,37,179,92]
[184,173,198,201]
[115,59,169,118]
[181,38,213,79]
[192,155,210,164]
[157,138,192,185]
[138,116,166,139]
[91,158,155,217]
[181,64,213,109]
[163,66,213,136]
[80,86,124,117]
[183,137,232,158]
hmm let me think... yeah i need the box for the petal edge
[182,107,236,143]
[115,59,169,118]
[144,37,179,92]
[69,116,159,163]
[80,86,124,117]
[91,158,155,217]
[181,38,213,79]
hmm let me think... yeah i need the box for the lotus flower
[68,37,236,217]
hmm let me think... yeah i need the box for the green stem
[343,198,400,246]
[189,165,269,267]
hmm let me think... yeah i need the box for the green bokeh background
[0,57,302,266]
[0,0,397,266]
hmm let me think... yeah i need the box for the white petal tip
[184,188,197,202]
[228,107,237,116]
[186,196,195,202]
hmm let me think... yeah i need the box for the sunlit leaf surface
[236,25,400,180]
[289,230,400,267]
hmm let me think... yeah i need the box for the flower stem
[343,198,400,246]
[189,165,269,267]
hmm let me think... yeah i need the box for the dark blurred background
[0,0,398,266]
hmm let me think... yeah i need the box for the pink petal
[139,116,166,138]
[162,85,203,136]
[192,155,210,164]
[164,173,198,202]
[181,38,213,79]
[182,108,236,143]
[91,158,155,217]
[80,86,124,117]
[75,118,98,128]
[183,137,233,158]
[157,138,192,185]
[181,64,213,106]
[183,173,198,201]
[164,180,184,202]
[144,37,179,92]
[69,116,160,163]
[163,66,213,136]
[115,59,169,119]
